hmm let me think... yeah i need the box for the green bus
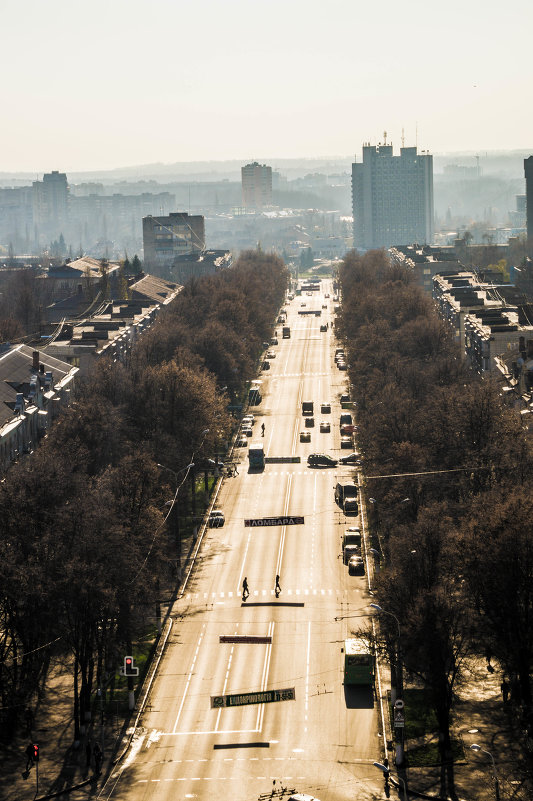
[344,639,374,685]
[248,442,265,470]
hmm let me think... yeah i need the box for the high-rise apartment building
[524,156,533,251]
[241,162,273,209]
[352,144,433,250]
[142,212,205,272]
[32,171,69,236]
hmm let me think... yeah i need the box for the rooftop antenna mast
[383,130,387,145]
[401,127,405,148]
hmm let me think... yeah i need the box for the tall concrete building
[241,162,273,209]
[524,156,533,252]
[143,212,205,273]
[32,171,69,237]
[352,144,433,250]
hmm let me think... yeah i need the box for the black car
[307,453,338,468]
[339,452,362,465]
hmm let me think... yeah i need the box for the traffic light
[33,743,39,763]
[122,655,139,676]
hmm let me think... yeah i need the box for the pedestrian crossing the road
[178,587,360,603]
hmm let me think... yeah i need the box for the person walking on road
[275,574,281,597]
[261,423,265,437]
[242,577,249,601]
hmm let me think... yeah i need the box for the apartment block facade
[142,212,205,272]
[352,145,433,250]
[241,162,273,209]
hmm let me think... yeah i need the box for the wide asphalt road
[103,279,384,801]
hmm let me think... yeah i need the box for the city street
[103,281,383,801]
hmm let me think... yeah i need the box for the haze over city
[2,0,532,172]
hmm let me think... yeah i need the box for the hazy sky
[1,0,532,172]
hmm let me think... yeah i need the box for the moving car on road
[300,430,311,442]
[307,453,338,468]
[208,510,225,528]
[319,421,330,432]
[320,402,331,413]
[340,436,353,449]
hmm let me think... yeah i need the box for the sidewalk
[0,658,116,801]
[384,657,532,800]
[0,486,216,801]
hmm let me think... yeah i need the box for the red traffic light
[33,744,39,762]
[123,655,139,676]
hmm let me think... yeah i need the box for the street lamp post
[370,603,405,766]
[157,463,195,579]
[470,744,500,801]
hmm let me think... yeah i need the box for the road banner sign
[219,635,272,644]
[244,516,304,527]
[211,687,295,709]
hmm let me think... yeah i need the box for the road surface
[104,280,383,801]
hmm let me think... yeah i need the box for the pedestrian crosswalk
[178,587,357,602]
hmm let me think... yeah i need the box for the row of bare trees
[0,250,288,741]
[337,250,533,796]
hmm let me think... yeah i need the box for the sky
[1,0,532,173]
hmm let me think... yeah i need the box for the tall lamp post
[157,463,195,579]
[370,603,405,766]
[470,744,500,801]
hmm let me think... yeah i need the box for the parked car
[262,361,270,370]
[348,555,365,576]
[320,324,327,332]
[325,293,330,298]
[266,350,276,358]
[307,453,338,467]
[270,337,278,345]
[340,436,353,449]
[235,437,248,448]
[340,393,350,404]
[322,304,327,309]
[319,421,330,433]
[300,431,311,442]
[242,414,254,425]
[208,509,225,528]
[241,426,253,437]
[338,362,347,370]
[340,423,355,435]
[339,452,362,465]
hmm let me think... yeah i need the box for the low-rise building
[0,346,77,473]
